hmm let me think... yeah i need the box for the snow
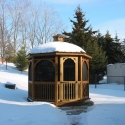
[0,63,125,125]
[5,81,15,85]
[27,41,86,55]
[107,64,113,67]
[99,75,107,83]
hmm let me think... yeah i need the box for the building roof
[27,41,86,55]
[107,63,125,67]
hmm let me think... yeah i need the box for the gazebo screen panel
[35,60,55,82]
[63,58,75,81]
[82,61,88,81]
[29,62,32,81]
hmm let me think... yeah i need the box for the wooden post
[60,57,63,101]
[124,76,125,91]
[32,57,35,100]
[28,62,30,98]
[80,56,83,99]
[95,74,97,88]
[59,83,63,101]
[6,59,7,70]
[75,57,78,99]
[87,60,90,98]
[55,56,58,106]
[75,57,78,81]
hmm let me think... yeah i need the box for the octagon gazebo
[26,34,92,106]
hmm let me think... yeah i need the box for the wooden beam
[80,56,83,99]
[59,57,63,101]
[75,57,78,81]
[55,56,58,106]
[32,57,35,100]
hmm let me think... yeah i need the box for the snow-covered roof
[107,64,113,67]
[107,63,125,67]
[27,41,86,55]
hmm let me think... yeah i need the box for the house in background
[0,58,3,63]
[107,63,125,84]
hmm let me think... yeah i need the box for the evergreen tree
[121,39,125,56]
[97,31,105,46]
[13,47,28,72]
[62,6,97,49]
[62,6,107,81]
[114,33,120,43]
[86,40,107,74]
[98,31,125,64]
[86,39,107,83]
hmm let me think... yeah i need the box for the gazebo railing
[29,82,32,98]
[34,82,55,101]
[58,81,81,101]
[82,81,89,98]
[28,81,89,103]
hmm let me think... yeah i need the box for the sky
[40,0,125,41]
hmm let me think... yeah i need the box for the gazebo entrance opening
[59,57,80,101]
[63,58,75,81]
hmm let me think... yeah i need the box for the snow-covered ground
[0,62,125,125]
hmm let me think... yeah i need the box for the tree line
[0,0,63,62]
[62,6,125,82]
[1,2,125,76]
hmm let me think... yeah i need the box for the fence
[92,74,125,91]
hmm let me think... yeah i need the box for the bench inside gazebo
[26,34,92,106]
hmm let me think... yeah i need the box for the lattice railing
[29,83,32,98]
[82,83,89,98]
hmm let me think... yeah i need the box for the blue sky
[41,0,125,41]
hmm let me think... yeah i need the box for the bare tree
[8,0,30,55]
[0,0,64,59]
[0,0,9,63]
[27,7,38,48]
[20,21,28,51]
[28,2,63,47]
[36,3,63,44]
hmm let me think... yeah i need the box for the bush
[13,47,28,71]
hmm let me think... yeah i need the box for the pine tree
[86,40,107,74]
[114,33,120,43]
[62,6,107,82]
[97,31,105,46]
[13,47,28,71]
[86,39,107,83]
[98,31,125,64]
[62,6,97,49]
[121,39,125,56]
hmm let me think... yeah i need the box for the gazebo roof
[27,41,86,55]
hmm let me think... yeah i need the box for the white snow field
[0,62,125,125]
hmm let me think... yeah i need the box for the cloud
[42,0,96,4]
[94,18,125,41]
[42,0,124,5]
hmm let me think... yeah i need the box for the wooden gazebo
[26,35,92,106]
